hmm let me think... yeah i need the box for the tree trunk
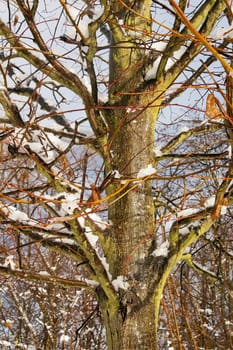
[99,287,159,350]
[102,3,164,347]
[103,102,162,349]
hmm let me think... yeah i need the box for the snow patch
[113,170,122,179]
[151,240,169,257]
[112,276,129,291]
[137,164,156,178]
[154,146,162,157]
[145,56,162,81]
[60,334,70,344]
[3,255,16,270]
[204,195,215,208]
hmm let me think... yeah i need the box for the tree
[0,0,233,349]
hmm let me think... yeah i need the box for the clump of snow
[137,164,156,178]
[84,278,100,287]
[154,146,162,157]
[82,224,112,281]
[151,41,167,52]
[145,42,190,80]
[151,240,169,257]
[3,255,16,270]
[0,204,38,226]
[112,276,129,291]
[204,195,215,208]
[165,45,187,71]
[179,220,201,236]
[228,145,232,159]
[60,192,80,215]
[84,229,99,248]
[113,170,122,179]
[221,206,227,215]
[177,207,200,218]
[60,334,70,344]
[145,56,162,81]
[39,271,50,276]
[87,211,109,230]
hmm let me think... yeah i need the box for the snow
[145,42,190,80]
[39,271,50,276]
[60,334,70,344]
[87,211,109,230]
[46,133,68,151]
[154,146,162,157]
[204,195,215,208]
[82,224,112,281]
[137,164,156,178]
[126,106,143,113]
[203,195,227,214]
[53,238,76,245]
[228,145,232,159]
[25,142,55,163]
[112,276,129,291]
[221,205,227,215]
[84,278,100,287]
[165,45,188,71]
[145,56,162,81]
[77,210,109,231]
[151,240,169,257]
[225,320,233,325]
[179,220,201,236]
[179,226,190,236]
[6,127,71,164]
[84,229,99,248]
[3,255,16,270]
[151,41,167,52]
[0,204,38,226]
[60,192,80,215]
[179,126,189,133]
[113,170,122,179]
[177,207,200,218]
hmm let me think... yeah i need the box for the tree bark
[103,101,162,348]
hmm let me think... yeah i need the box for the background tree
[0,0,233,349]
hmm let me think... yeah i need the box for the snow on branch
[151,240,169,258]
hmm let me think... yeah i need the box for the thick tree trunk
[99,287,159,350]
[109,106,156,273]
[102,3,163,347]
[104,104,161,349]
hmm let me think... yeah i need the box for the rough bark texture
[108,108,158,349]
